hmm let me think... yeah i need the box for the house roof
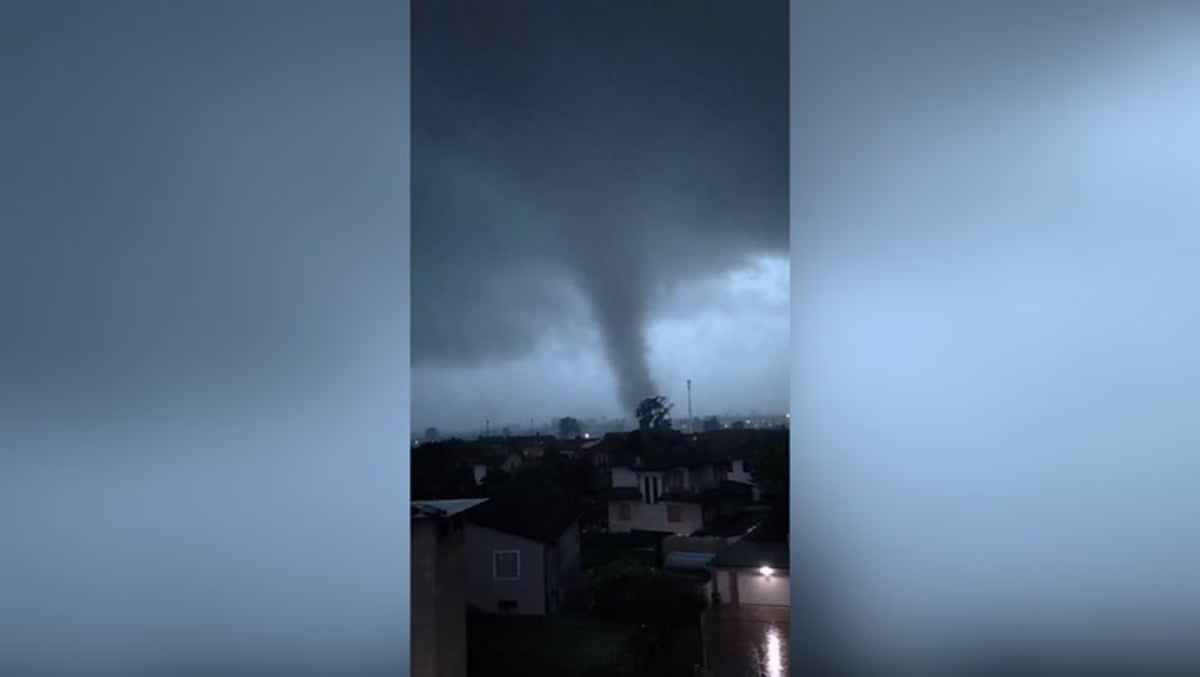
[463,492,580,545]
[411,498,488,519]
[743,509,788,542]
[690,509,766,538]
[602,429,785,471]
[711,539,790,570]
[415,436,555,468]
[664,551,716,571]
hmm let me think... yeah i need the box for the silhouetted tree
[411,445,478,500]
[731,419,746,430]
[753,434,789,532]
[587,559,707,673]
[478,466,511,494]
[424,426,439,442]
[484,462,577,519]
[557,416,583,439]
[635,396,673,432]
[702,415,721,432]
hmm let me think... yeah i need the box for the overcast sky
[411,1,790,434]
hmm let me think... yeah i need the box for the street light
[759,565,774,577]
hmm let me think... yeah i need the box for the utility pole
[687,379,693,434]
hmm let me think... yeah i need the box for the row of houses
[411,428,789,676]
[601,430,766,535]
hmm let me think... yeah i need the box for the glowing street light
[759,565,774,577]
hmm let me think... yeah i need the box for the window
[667,503,682,523]
[618,503,632,520]
[493,550,520,580]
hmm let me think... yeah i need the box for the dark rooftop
[743,508,789,542]
[690,509,766,538]
[711,539,789,569]
[463,492,580,545]
[600,429,785,470]
[412,498,489,519]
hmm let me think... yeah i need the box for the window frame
[492,549,521,581]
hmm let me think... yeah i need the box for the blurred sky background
[794,2,1200,666]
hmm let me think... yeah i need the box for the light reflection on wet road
[708,608,789,677]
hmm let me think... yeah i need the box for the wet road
[707,606,789,677]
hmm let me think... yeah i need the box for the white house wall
[611,467,638,488]
[464,524,546,615]
[736,570,789,606]
[607,500,703,535]
[411,520,439,677]
[716,568,790,607]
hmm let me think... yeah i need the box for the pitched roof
[711,508,789,567]
[690,509,766,538]
[411,498,488,519]
[463,492,580,545]
[711,539,790,569]
[418,438,523,467]
[602,429,785,470]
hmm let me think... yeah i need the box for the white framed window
[493,549,520,581]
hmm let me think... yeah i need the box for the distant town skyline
[416,411,790,442]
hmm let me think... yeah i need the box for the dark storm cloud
[412,1,788,411]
